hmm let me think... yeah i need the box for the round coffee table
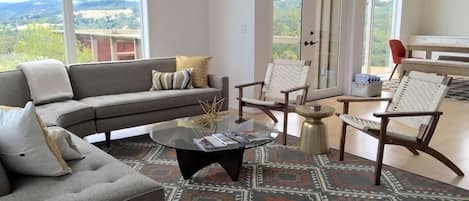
[295,104,335,155]
[150,115,277,181]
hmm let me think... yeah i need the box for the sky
[0,0,28,3]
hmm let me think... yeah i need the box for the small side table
[295,105,335,155]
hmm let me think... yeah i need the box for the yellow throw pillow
[176,56,210,88]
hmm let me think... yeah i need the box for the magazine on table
[193,130,275,152]
[193,134,242,152]
[224,131,274,144]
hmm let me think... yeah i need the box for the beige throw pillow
[176,56,210,88]
[17,59,74,104]
[48,127,85,160]
[0,102,71,176]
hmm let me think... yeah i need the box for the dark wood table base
[176,148,245,181]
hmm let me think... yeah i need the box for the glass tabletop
[149,114,279,151]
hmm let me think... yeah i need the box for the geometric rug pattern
[96,135,469,201]
[384,77,469,102]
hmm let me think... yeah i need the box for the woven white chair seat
[241,98,279,107]
[339,114,417,141]
[241,98,296,111]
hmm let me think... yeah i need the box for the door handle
[304,41,319,46]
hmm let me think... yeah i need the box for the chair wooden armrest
[373,111,443,118]
[280,85,310,94]
[337,97,393,103]
[234,81,264,89]
[337,97,393,115]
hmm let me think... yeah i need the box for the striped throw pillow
[151,69,193,90]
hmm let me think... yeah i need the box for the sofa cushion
[81,88,222,119]
[69,58,176,99]
[0,134,163,201]
[0,159,10,196]
[36,100,95,128]
[18,59,74,105]
[0,70,31,107]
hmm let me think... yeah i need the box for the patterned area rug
[96,135,469,201]
[384,77,469,102]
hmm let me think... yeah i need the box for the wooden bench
[400,58,469,78]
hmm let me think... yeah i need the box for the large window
[272,0,302,60]
[362,0,398,76]
[73,0,141,63]
[0,0,142,72]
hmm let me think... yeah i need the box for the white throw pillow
[0,102,71,176]
[48,127,85,160]
[17,59,74,105]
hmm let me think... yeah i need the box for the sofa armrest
[208,74,229,111]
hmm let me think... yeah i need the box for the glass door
[362,0,398,77]
[273,0,343,100]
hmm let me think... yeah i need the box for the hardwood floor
[87,92,469,190]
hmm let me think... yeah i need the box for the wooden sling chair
[337,71,464,185]
[235,59,312,145]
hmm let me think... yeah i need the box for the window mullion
[62,0,77,64]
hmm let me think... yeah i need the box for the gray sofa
[0,57,229,201]
[1,134,164,201]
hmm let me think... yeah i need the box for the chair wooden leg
[105,131,111,148]
[283,111,288,145]
[420,147,464,176]
[374,141,386,185]
[237,101,244,122]
[339,123,347,161]
[404,146,419,155]
[389,64,399,80]
[260,108,278,123]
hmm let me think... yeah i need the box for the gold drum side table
[295,105,335,155]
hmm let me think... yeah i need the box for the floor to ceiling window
[73,0,142,63]
[0,0,66,72]
[362,0,398,76]
[0,0,143,72]
[272,0,302,60]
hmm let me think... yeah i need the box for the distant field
[0,53,39,72]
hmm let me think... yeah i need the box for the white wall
[208,0,256,108]
[143,0,368,102]
[419,0,469,36]
[144,0,209,58]
[342,0,367,95]
[254,0,273,96]
[399,0,469,39]
[399,0,423,44]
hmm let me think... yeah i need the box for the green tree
[370,0,393,67]
[15,24,66,62]
[14,24,92,64]
[272,0,302,60]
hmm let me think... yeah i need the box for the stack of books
[193,132,274,152]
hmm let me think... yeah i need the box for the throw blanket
[17,59,74,105]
